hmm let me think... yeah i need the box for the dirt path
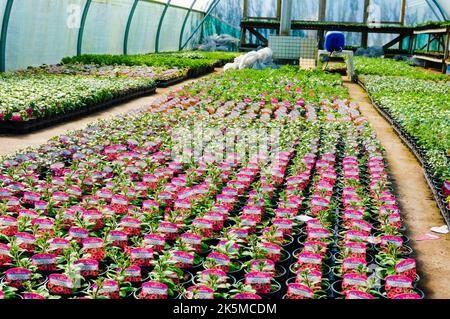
[344,81,450,299]
[0,70,220,156]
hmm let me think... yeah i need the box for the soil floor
[344,80,450,299]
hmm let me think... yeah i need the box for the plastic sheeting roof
[152,0,215,12]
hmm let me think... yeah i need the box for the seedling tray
[0,86,157,135]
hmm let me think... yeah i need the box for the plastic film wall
[211,0,447,47]
[0,0,217,71]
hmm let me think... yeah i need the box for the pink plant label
[174,199,191,209]
[108,231,127,242]
[381,235,403,247]
[304,241,327,254]
[121,218,140,228]
[205,212,224,221]
[386,275,412,288]
[33,219,54,229]
[158,222,178,233]
[245,272,271,284]
[344,210,364,220]
[49,274,73,288]
[0,243,10,255]
[343,274,367,287]
[144,234,165,246]
[75,259,99,271]
[32,254,56,265]
[69,228,89,239]
[343,258,366,270]
[388,213,401,223]
[142,282,168,295]
[217,194,235,203]
[344,243,366,254]
[288,283,314,298]
[173,251,194,265]
[208,252,230,266]
[15,232,36,244]
[125,266,141,277]
[393,293,421,300]
[143,200,159,210]
[351,220,372,232]
[308,228,330,239]
[49,238,70,249]
[82,238,103,249]
[229,228,248,239]
[6,268,31,281]
[395,259,416,273]
[187,286,214,299]
[181,233,202,245]
[273,218,293,230]
[345,230,369,242]
[131,248,153,259]
[111,196,128,205]
[243,206,262,216]
[0,216,17,226]
[100,280,119,293]
[298,252,322,265]
[193,219,213,229]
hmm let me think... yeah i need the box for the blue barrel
[324,32,345,52]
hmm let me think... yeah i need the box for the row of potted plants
[0,72,156,123]
[354,57,449,81]
[25,64,188,82]
[60,52,238,78]
[0,66,420,299]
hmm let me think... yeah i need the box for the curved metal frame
[0,0,14,72]
[77,0,92,56]
[429,0,448,20]
[180,0,221,50]
[155,0,172,53]
[179,0,198,51]
[124,0,139,55]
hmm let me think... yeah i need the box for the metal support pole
[241,0,248,47]
[0,0,14,72]
[155,0,172,53]
[276,0,282,20]
[124,0,139,55]
[77,0,92,56]
[361,0,370,47]
[179,0,198,51]
[279,0,293,36]
[318,0,327,49]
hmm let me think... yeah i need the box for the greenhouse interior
[0,0,449,302]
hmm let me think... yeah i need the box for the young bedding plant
[0,66,422,299]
